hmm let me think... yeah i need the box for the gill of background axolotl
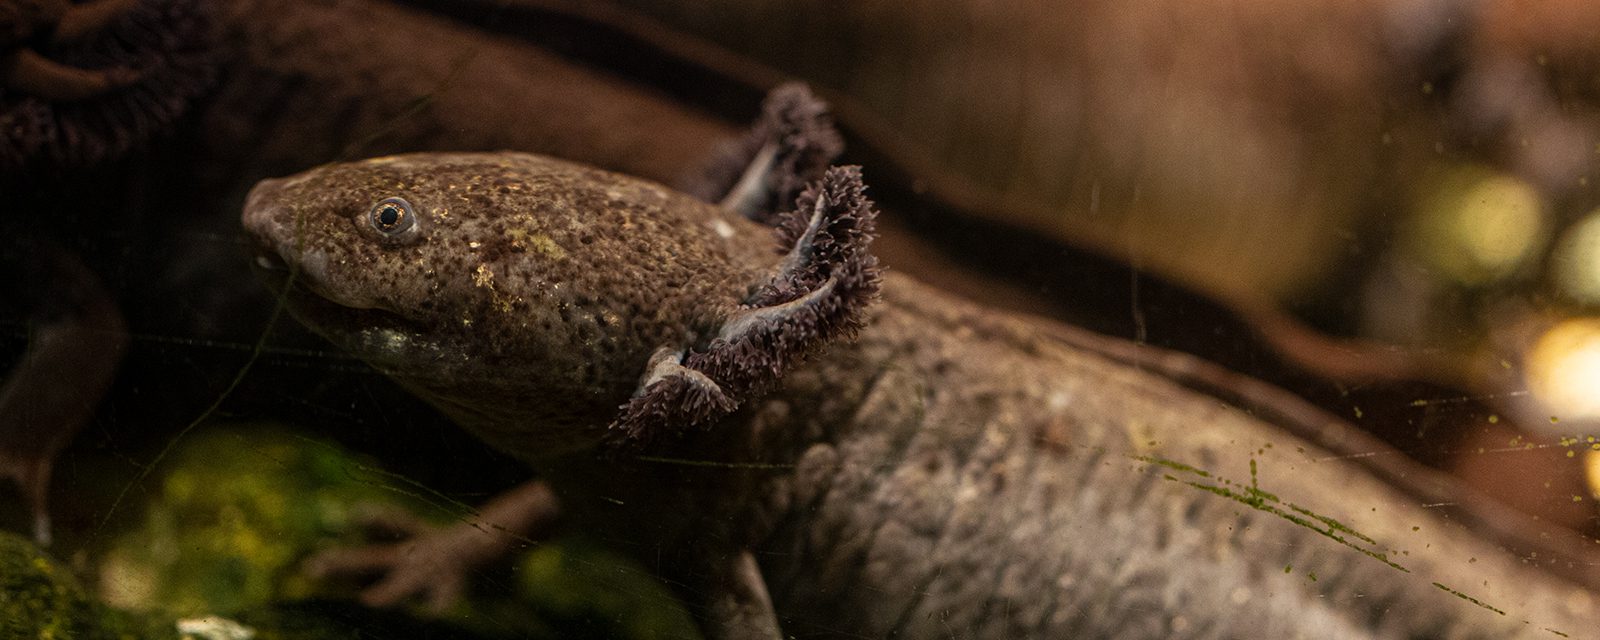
[2,0,1600,637]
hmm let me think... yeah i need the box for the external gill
[767,189,829,290]
[719,278,838,348]
[608,167,880,445]
[687,82,843,223]
[719,141,781,217]
[610,347,739,445]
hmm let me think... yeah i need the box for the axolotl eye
[367,196,418,239]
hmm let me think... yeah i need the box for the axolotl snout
[243,138,1600,636]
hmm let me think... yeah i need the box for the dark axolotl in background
[0,0,142,101]
[241,90,1600,638]
[0,0,212,545]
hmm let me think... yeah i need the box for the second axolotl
[241,90,1600,639]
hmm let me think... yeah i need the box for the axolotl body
[242,146,1599,638]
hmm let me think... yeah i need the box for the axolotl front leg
[607,167,878,639]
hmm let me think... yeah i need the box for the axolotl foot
[304,480,561,612]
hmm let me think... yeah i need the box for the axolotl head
[242,152,776,455]
[242,152,879,458]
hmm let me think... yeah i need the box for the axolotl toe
[243,151,1600,639]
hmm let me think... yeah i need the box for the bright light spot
[1526,318,1600,420]
[1412,168,1546,285]
[1587,452,1600,500]
[176,616,256,640]
[1553,211,1600,305]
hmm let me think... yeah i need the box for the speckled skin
[244,153,1599,639]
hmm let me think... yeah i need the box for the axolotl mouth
[241,177,447,371]
[247,249,422,354]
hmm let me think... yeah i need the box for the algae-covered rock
[93,424,700,640]
[97,425,456,617]
[0,518,469,640]
[0,531,175,640]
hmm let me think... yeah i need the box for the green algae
[0,532,175,640]
[1145,453,1407,572]
[1147,451,1572,636]
[1431,582,1505,616]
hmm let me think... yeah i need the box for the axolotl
[240,110,1600,638]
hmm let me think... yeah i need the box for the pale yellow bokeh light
[1586,451,1600,500]
[1412,169,1546,286]
[1580,448,1600,502]
[1553,211,1600,305]
[1526,318,1600,421]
